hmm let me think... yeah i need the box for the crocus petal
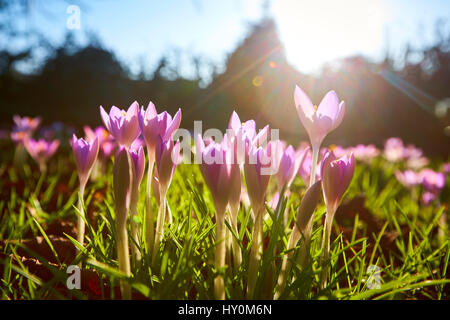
[317,90,339,120]
[100,106,111,132]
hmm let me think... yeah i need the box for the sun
[271,0,389,73]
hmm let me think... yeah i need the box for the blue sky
[16,0,450,77]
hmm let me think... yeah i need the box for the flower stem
[230,203,242,270]
[214,207,226,300]
[309,144,320,187]
[247,206,263,299]
[152,187,167,264]
[274,227,299,299]
[320,212,334,289]
[77,184,86,247]
[116,203,131,299]
[129,194,141,264]
[145,155,155,256]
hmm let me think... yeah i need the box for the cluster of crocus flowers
[71,134,99,246]
[139,102,181,256]
[98,101,182,298]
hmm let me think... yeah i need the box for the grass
[0,141,449,300]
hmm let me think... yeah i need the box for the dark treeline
[0,5,449,157]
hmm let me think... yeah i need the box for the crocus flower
[71,134,99,246]
[129,146,146,262]
[24,138,59,172]
[138,102,182,156]
[320,151,355,288]
[420,169,445,195]
[442,163,450,174]
[13,115,41,133]
[294,85,345,187]
[113,146,133,299]
[276,145,309,190]
[349,144,380,163]
[274,143,309,226]
[395,170,422,189]
[84,126,116,159]
[383,137,405,163]
[196,134,235,299]
[71,135,99,187]
[138,102,181,254]
[152,135,181,263]
[100,101,140,148]
[244,140,275,299]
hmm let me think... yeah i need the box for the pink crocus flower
[196,134,234,213]
[138,102,182,253]
[394,170,422,189]
[442,163,450,174]
[84,126,116,159]
[276,144,309,190]
[138,102,182,158]
[129,145,146,261]
[294,85,345,186]
[13,115,41,133]
[100,101,140,148]
[244,140,276,299]
[152,135,181,262]
[71,134,99,188]
[420,169,445,195]
[71,134,99,246]
[320,150,354,288]
[349,144,380,163]
[24,138,59,172]
[383,137,406,162]
[321,151,355,216]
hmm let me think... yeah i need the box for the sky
[14,0,450,77]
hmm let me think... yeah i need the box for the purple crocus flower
[100,101,140,148]
[275,144,309,190]
[320,150,354,288]
[294,85,345,187]
[196,134,234,213]
[321,151,355,216]
[24,138,59,172]
[13,115,41,133]
[71,134,99,188]
[84,126,116,159]
[420,169,445,195]
[383,137,406,163]
[129,145,146,262]
[71,134,99,246]
[155,136,181,193]
[443,163,450,174]
[395,170,422,189]
[138,102,181,159]
[294,86,345,149]
[349,144,380,163]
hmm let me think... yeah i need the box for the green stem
[214,207,226,300]
[247,206,263,299]
[145,156,155,255]
[152,187,167,264]
[320,213,334,289]
[274,227,299,299]
[129,195,141,263]
[230,203,242,270]
[77,184,86,247]
[116,203,131,299]
[309,144,319,187]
